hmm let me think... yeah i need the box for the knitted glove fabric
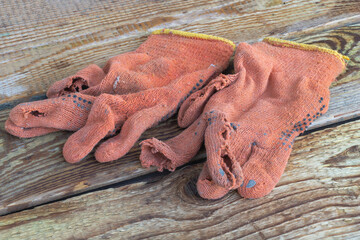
[140,41,277,172]
[46,64,105,98]
[5,93,96,138]
[61,29,235,163]
[6,29,234,139]
[141,38,348,199]
[47,29,233,98]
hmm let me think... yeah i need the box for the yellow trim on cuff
[152,29,236,50]
[263,37,349,66]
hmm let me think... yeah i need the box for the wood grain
[0,21,360,216]
[0,120,359,240]
[1,0,360,103]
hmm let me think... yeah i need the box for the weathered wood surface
[0,9,360,219]
[1,23,359,216]
[0,120,359,240]
[1,0,360,103]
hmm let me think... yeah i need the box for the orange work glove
[59,29,235,163]
[5,29,234,139]
[141,38,348,199]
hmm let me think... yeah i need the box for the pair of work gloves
[6,29,347,199]
[139,37,348,199]
[5,29,235,163]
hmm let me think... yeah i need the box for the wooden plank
[0,21,359,216]
[0,120,359,239]
[1,0,360,103]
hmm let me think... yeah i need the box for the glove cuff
[263,37,348,68]
[152,28,236,50]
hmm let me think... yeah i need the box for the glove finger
[204,110,244,190]
[140,115,206,171]
[9,93,94,131]
[47,64,105,98]
[197,163,230,200]
[95,103,168,163]
[62,93,122,163]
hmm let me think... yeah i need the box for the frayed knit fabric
[177,73,238,128]
[141,115,208,171]
[6,93,96,135]
[62,29,235,163]
[46,64,105,98]
[141,38,347,199]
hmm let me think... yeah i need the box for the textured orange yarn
[60,30,234,163]
[48,30,235,98]
[46,64,105,98]
[6,30,234,139]
[5,93,96,138]
[5,119,59,138]
[141,39,346,199]
[141,42,276,172]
